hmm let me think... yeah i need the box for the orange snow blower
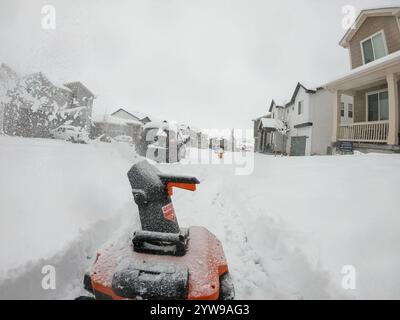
[80,160,234,300]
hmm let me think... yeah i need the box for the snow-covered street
[1,136,400,299]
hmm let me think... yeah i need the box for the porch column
[387,73,399,145]
[331,90,342,143]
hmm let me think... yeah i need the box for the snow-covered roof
[111,108,162,124]
[252,114,271,122]
[324,50,400,90]
[268,100,284,112]
[259,118,286,131]
[285,82,323,107]
[92,114,143,126]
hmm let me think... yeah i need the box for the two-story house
[326,7,400,153]
[252,113,270,153]
[253,100,287,154]
[1,65,96,137]
[253,83,352,156]
[284,83,349,156]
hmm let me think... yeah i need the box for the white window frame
[340,102,345,117]
[365,89,389,122]
[348,103,353,118]
[360,30,388,65]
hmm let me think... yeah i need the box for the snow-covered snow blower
[80,160,234,300]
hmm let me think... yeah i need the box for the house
[325,7,400,153]
[253,84,352,156]
[262,100,287,154]
[209,137,231,151]
[63,81,95,131]
[284,83,344,156]
[111,108,155,125]
[179,124,209,149]
[253,114,270,153]
[91,113,143,143]
[1,66,95,137]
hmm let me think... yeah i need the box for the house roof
[92,113,142,126]
[285,82,322,107]
[268,99,284,112]
[64,81,95,97]
[111,108,142,121]
[339,7,400,48]
[252,114,271,122]
[111,108,159,122]
[259,118,286,131]
[324,50,400,90]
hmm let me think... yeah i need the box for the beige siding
[353,84,388,123]
[349,16,400,69]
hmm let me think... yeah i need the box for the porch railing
[338,121,389,143]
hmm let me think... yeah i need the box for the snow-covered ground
[0,135,399,299]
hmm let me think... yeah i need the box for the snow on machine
[79,160,234,300]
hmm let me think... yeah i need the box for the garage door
[290,136,307,156]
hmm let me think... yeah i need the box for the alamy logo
[41,265,56,290]
[41,5,56,30]
[341,265,356,290]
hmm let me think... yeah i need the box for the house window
[361,31,387,64]
[298,101,303,115]
[348,104,353,118]
[340,102,345,117]
[367,90,388,121]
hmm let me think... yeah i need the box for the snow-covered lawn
[0,135,399,299]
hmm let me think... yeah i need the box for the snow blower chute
[80,160,234,300]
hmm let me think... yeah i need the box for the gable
[268,99,284,113]
[285,83,317,107]
[111,108,142,121]
[340,7,400,48]
[348,15,400,69]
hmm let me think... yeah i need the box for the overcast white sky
[1,0,399,130]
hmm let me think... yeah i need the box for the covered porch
[257,118,287,154]
[327,53,400,148]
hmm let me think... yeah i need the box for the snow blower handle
[127,160,199,234]
[158,174,199,196]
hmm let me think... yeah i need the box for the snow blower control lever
[127,160,199,256]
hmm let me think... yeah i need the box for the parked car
[136,122,190,163]
[95,134,114,143]
[114,135,133,145]
[50,125,89,144]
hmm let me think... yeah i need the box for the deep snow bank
[0,136,139,294]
